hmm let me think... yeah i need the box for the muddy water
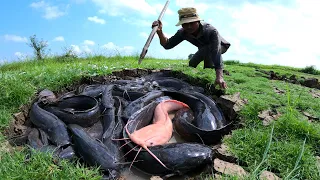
[119,113,187,180]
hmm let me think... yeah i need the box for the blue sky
[1,0,319,69]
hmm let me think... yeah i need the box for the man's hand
[152,20,168,46]
[214,77,227,89]
[152,20,163,33]
[214,68,228,89]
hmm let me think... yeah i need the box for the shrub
[224,60,240,65]
[300,65,320,75]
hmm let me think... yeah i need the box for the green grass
[0,148,102,180]
[0,55,320,179]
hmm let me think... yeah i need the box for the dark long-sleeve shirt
[161,21,230,68]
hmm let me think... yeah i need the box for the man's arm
[156,30,168,47]
[208,28,222,69]
[152,20,184,50]
[214,68,227,89]
[161,31,184,50]
[208,27,227,89]
[215,68,224,83]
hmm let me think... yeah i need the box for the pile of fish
[26,72,232,179]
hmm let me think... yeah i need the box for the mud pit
[5,68,246,180]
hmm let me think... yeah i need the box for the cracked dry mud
[258,109,282,126]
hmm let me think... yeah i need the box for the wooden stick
[138,0,170,64]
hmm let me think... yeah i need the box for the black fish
[112,96,125,140]
[163,90,208,123]
[27,128,49,149]
[122,100,214,176]
[68,124,121,179]
[123,90,164,120]
[173,107,232,145]
[83,121,103,140]
[163,90,232,145]
[183,91,227,130]
[79,84,106,99]
[37,145,76,160]
[115,96,130,108]
[111,85,146,101]
[58,91,76,100]
[29,102,70,147]
[58,145,76,160]
[43,95,101,127]
[101,84,116,138]
[102,96,125,164]
[122,83,149,92]
[37,89,57,104]
[112,79,151,93]
[152,77,204,93]
[124,143,213,177]
[142,71,177,82]
[112,79,134,85]
[123,95,172,133]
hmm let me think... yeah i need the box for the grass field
[0,55,319,179]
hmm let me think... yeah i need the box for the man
[152,7,231,89]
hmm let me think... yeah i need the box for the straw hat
[175,7,203,26]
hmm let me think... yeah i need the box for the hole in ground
[3,68,245,180]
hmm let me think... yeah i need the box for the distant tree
[27,34,48,60]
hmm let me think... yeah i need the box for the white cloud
[83,40,95,46]
[226,0,320,68]
[3,34,28,42]
[14,52,23,58]
[164,32,173,38]
[82,45,92,53]
[264,51,319,68]
[175,0,194,6]
[92,0,157,17]
[154,3,174,15]
[70,45,82,54]
[101,42,134,55]
[226,36,255,56]
[30,1,67,19]
[139,32,197,60]
[14,52,30,59]
[69,44,94,55]
[207,18,213,24]
[175,0,209,15]
[122,17,169,28]
[88,16,106,24]
[53,36,64,42]
[30,1,46,8]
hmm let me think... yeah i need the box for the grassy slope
[0,56,319,179]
